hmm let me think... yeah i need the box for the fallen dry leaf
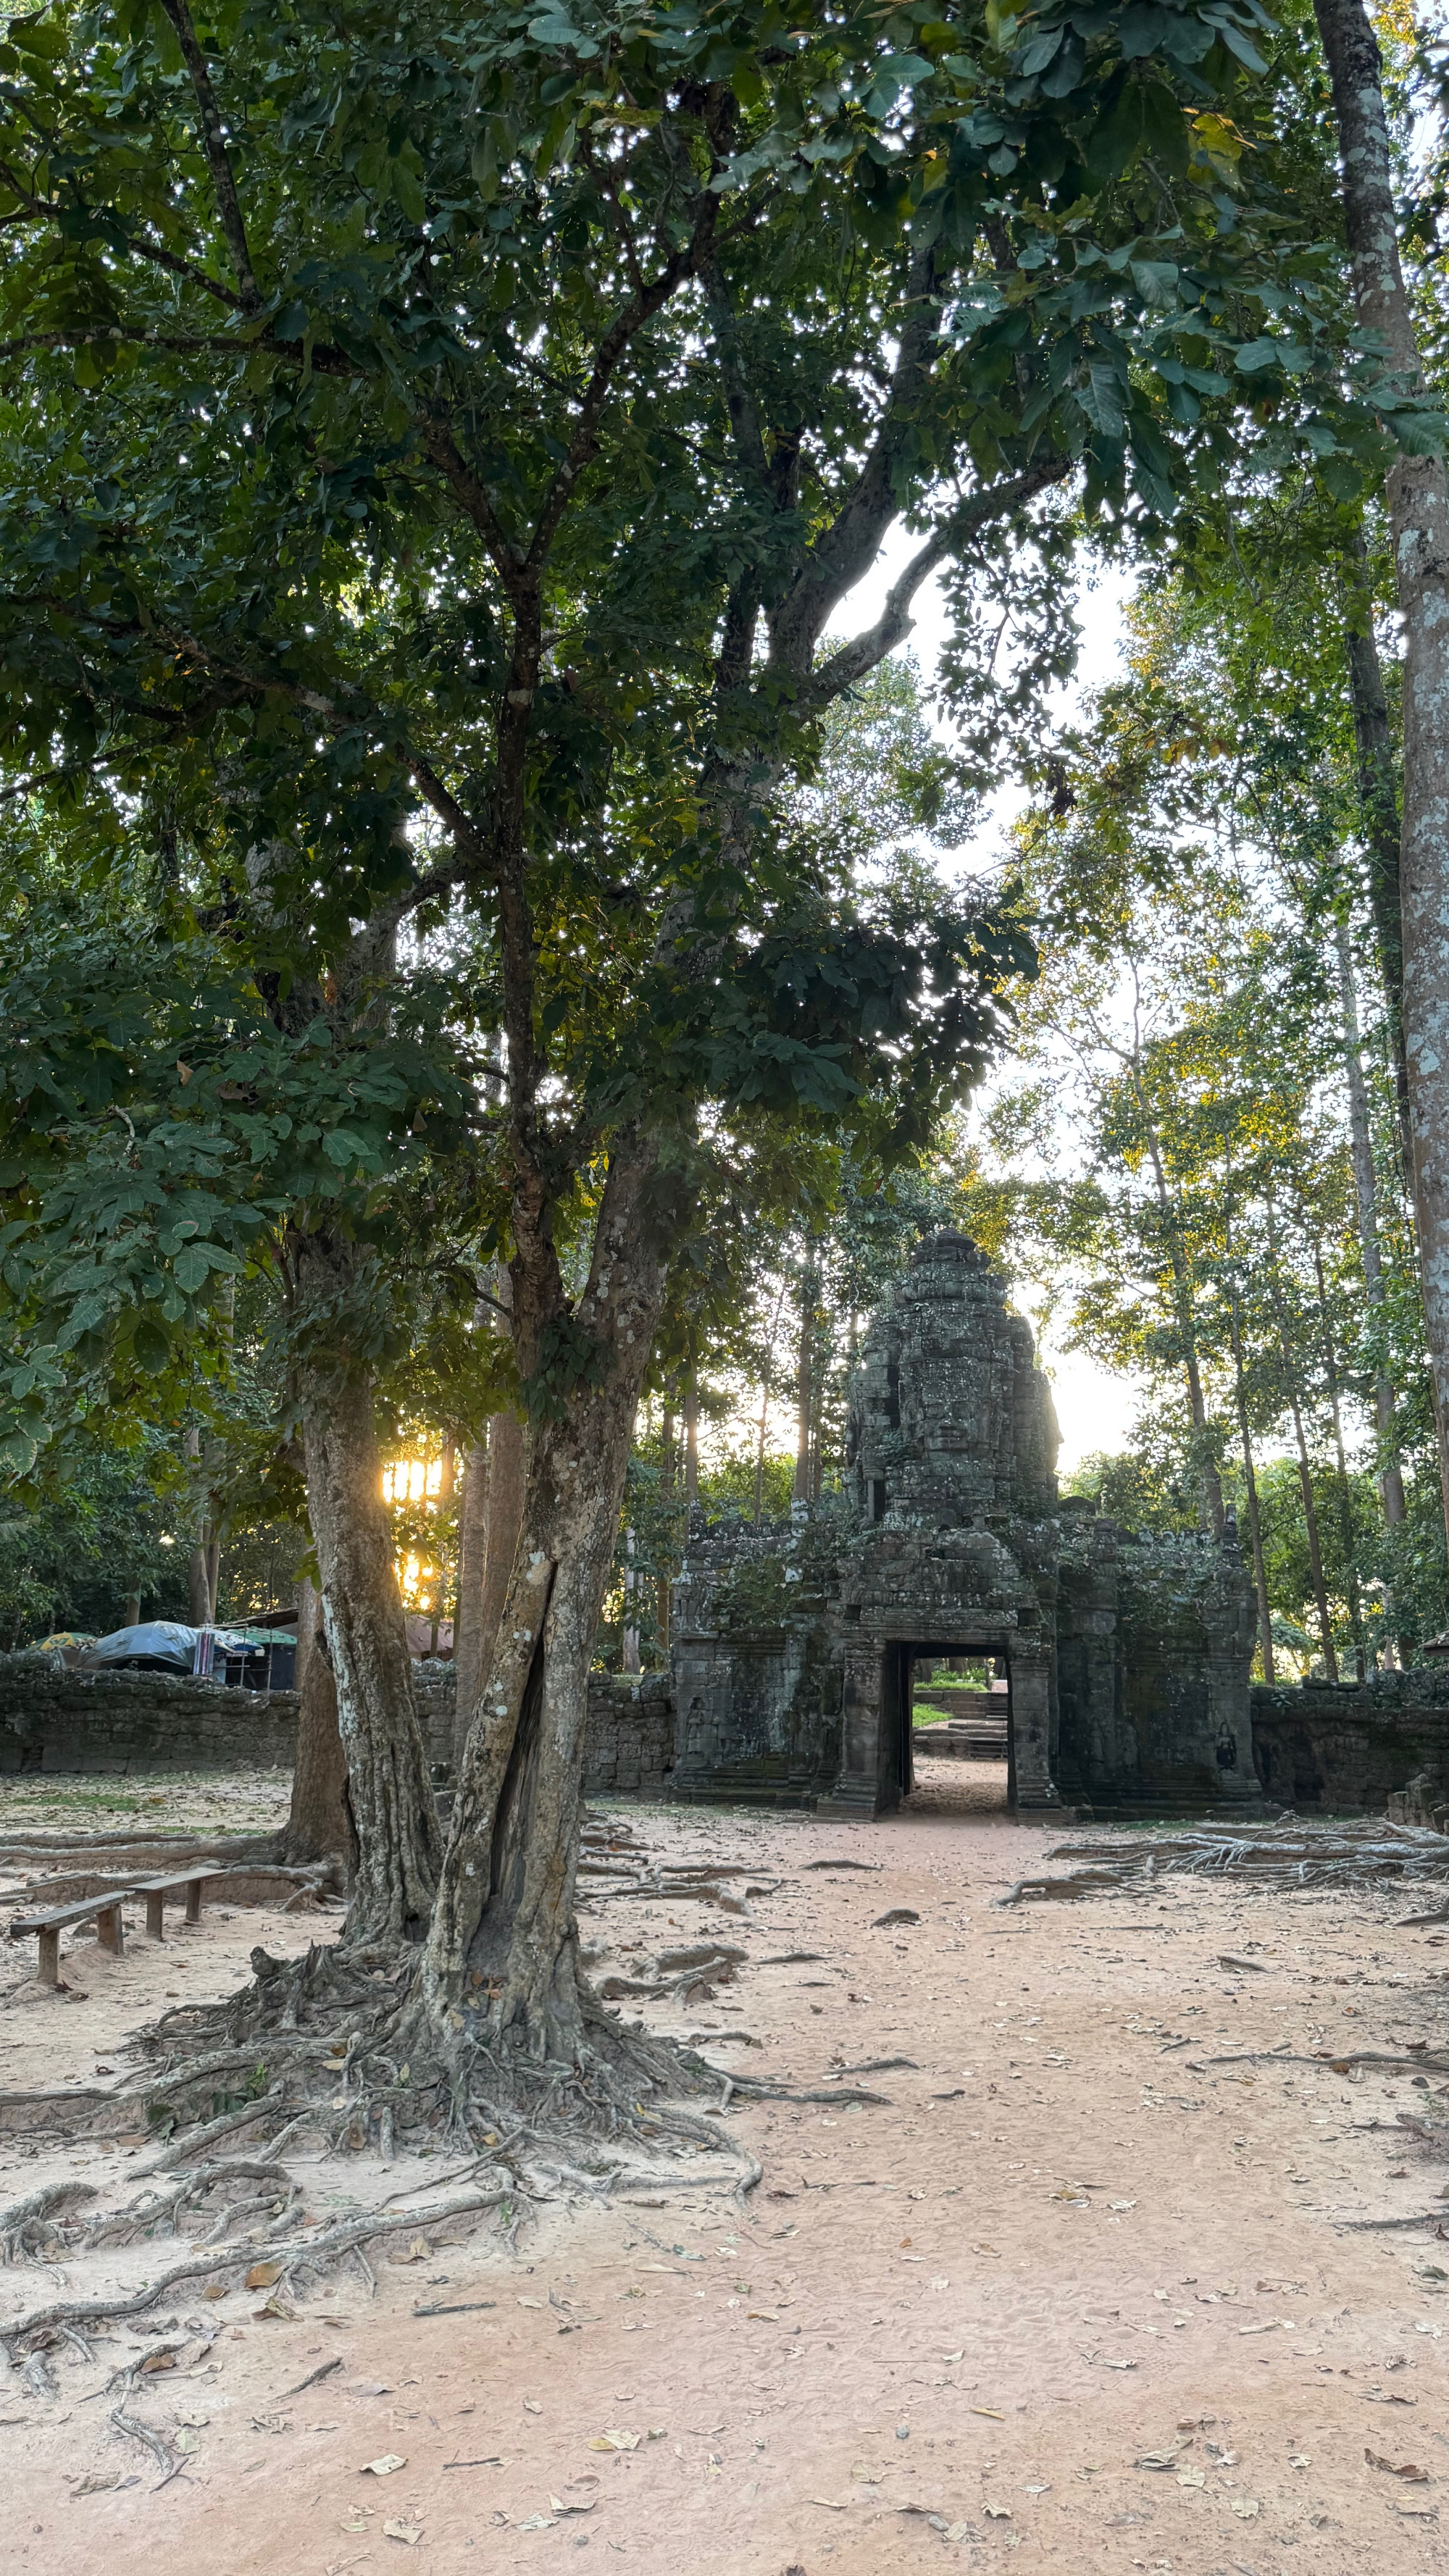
[245,2261,284,2291]
[1366,2450,1429,2482]
[985,2504,1011,2519]
[201,2285,227,2302]
[361,2454,408,2477]
[1230,2498,1261,2518]
[383,2519,424,2545]
[588,2428,640,2453]
[522,2399,542,2415]
[851,2462,885,2484]
[389,2238,431,2267]
[548,2496,596,2516]
[70,2475,120,2498]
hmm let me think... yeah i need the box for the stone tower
[846,1229,1059,1526]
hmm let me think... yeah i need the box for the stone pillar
[819,1639,892,1815]
[1007,1644,1063,1810]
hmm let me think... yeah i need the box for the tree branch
[801,456,1072,709]
[767,247,945,674]
[157,0,262,313]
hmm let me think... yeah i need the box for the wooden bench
[8,1889,132,1987]
[132,1870,215,1937]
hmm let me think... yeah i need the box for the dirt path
[4,1762,1448,2572]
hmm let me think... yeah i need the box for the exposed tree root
[998,1820,1449,1907]
[1,2180,99,2262]
[0,2186,510,2351]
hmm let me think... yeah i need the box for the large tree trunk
[282,1579,359,1874]
[294,1242,441,1944]
[1314,0,1449,1549]
[479,1410,525,1674]
[423,1142,673,2052]
[451,1437,490,1760]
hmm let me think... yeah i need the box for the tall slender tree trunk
[423,1139,675,2052]
[1309,1237,1368,1678]
[293,1236,441,1944]
[752,1381,769,1527]
[1313,0,1449,1552]
[793,1250,819,1507]
[451,1436,490,1760]
[1263,1200,1337,1680]
[185,1424,216,1626]
[1340,530,1412,1150]
[1335,920,1409,1529]
[1227,1268,1274,1682]
[658,1407,675,1651]
[1140,1115,1224,1534]
[683,1374,699,1506]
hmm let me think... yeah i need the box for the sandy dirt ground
[3,1757,1448,2576]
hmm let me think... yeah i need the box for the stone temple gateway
[672,1230,1263,1818]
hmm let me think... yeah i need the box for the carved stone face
[847,1229,1058,1528]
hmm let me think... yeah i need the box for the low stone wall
[1251,1669,1449,1812]
[0,1652,676,1799]
[0,1655,301,1776]
[583,1671,675,1799]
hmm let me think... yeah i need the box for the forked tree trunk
[295,1276,441,1942]
[1314,0,1449,1551]
[423,1144,673,2053]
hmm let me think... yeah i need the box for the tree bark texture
[479,1410,525,1679]
[451,1437,490,1760]
[294,1242,442,1943]
[1314,0,1449,1546]
[283,1600,359,1874]
[423,1140,674,2053]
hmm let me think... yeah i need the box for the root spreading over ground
[999,1817,1449,1907]
[0,1819,781,2364]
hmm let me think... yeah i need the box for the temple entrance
[901,1644,1013,1816]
